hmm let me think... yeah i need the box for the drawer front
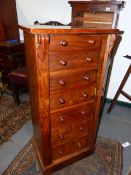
[49,52,99,72]
[51,125,72,146]
[50,69,97,91]
[50,86,95,110]
[73,12,114,29]
[51,118,90,147]
[51,102,92,128]
[49,35,102,52]
[52,135,89,160]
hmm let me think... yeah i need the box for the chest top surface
[19,25,121,35]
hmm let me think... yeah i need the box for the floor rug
[2,137,122,175]
[0,95,31,144]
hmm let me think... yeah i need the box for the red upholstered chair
[10,66,28,105]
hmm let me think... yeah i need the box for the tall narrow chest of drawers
[19,25,121,174]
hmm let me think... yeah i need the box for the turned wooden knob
[60,40,68,46]
[82,92,88,98]
[59,134,64,140]
[86,57,93,62]
[84,75,90,81]
[79,127,84,132]
[81,111,86,115]
[59,80,65,86]
[77,142,82,148]
[60,60,67,66]
[59,116,65,122]
[88,39,95,44]
[58,150,63,155]
[59,98,65,104]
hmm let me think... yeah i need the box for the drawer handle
[59,116,65,122]
[86,57,93,62]
[81,111,86,115]
[82,92,88,98]
[59,80,65,86]
[59,134,64,140]
[84,75,90,81]
[79,127,84,132]
[60,40,68,46]
[59,98,65,104]
[60,60,67,66]
[88,39,95,45]
[58,150,63,155]
[77,142,82,148]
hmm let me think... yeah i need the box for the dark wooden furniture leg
[107,64,131,113]
[11,83,20,105]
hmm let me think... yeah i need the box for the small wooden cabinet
[0,41,25,84]
[69,1,125,29]
[20,25,121,174]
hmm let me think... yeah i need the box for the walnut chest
[19,25,121,174]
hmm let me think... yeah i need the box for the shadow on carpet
[2,136,123,175]
[0,95,31,144]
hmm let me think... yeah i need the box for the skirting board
[106,98,131,108]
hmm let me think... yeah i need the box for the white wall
[16,0,131,103]
[107,0,131,103]
[16,0,71,39]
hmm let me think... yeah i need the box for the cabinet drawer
[49,52,99,72]
[52,135,89,160]
[51,118,90,147]
[49,35,102,52]
[74,12,113,29]
[51,102,92,128]
[51,125,72,146]
[50,86,95,110]
[50,69,97,91]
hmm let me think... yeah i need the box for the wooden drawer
[72,135,89,152]
[72,119,90,137]
[49,52,99,72]
[50,86,95,110]
[51,118,90,147]
[51,102,92,128]
[52,135,89,160]
[51,125,72,146]
[73,12,113,29]
[50,69,97,91]
[49,35,102,53]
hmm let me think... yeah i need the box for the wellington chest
[19,25,121,174]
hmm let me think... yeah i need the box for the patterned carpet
[2,137,123,175]
[0,95,31,144]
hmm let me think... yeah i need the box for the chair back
[0,16,6,41]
